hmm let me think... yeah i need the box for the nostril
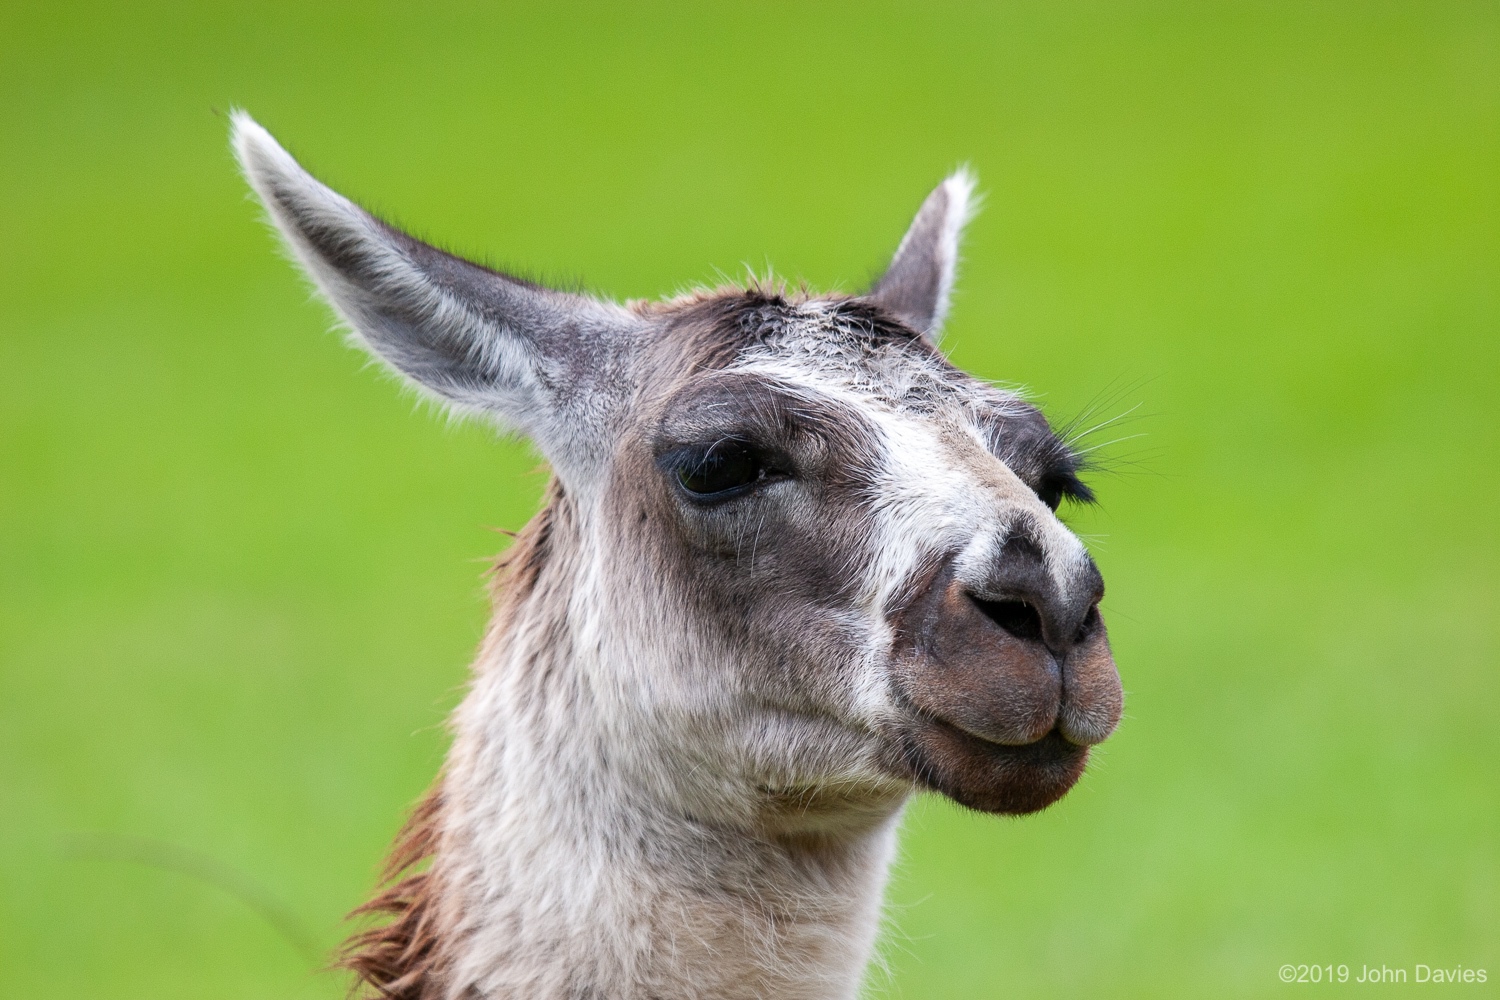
[1073,605,1101,645]
[970,595,1044,644]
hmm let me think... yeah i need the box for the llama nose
[968,533,1103,654]
[963,531,1121,747]
[891,537,1121,750]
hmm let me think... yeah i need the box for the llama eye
[1036,482,1064,512]
[675,441,762,498]
[1034,470,1094,511]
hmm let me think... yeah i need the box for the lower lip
[896,719,1089,815]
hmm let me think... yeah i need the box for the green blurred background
[3,2,1496,997]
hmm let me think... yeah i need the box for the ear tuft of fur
[230,109,380,285]
[869,168,980,343]
[230,109,305,209]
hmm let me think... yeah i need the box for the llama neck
[433,633,903,1000]
[421,502,905,999]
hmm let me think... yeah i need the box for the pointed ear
[868,169,978,342]
[231,111,637,470]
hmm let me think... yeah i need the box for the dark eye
[1036,484,1063,511]
[674,440,762,498]
[1035,471,1095,511]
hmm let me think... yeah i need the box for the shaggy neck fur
[343,486,906,1000]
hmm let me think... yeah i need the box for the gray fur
[232,115,1120,1000]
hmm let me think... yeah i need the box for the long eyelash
[1071,432,1148,457]
[1055,376,1155,446]
[1064,402,1145,450]
[1051,377,1160,482]
[1055,475,1095,505]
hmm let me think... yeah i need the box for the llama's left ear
[868,168,978,342]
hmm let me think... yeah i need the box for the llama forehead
[728,299,966,408]
[639,292,1010,427]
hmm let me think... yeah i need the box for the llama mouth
[886,706,1089,815]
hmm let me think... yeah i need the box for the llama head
[234,114,1122,834]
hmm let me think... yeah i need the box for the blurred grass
[1,2,1496,997]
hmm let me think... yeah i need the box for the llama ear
[231,112,637,466]
[868,169,978,342]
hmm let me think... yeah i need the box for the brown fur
[337,785,446,999]
[338,481,564,998]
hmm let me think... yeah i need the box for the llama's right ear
[232,112,637,464]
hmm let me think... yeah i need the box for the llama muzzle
[886,547,1123,813]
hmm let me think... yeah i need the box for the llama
[232,112,1123,1000]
